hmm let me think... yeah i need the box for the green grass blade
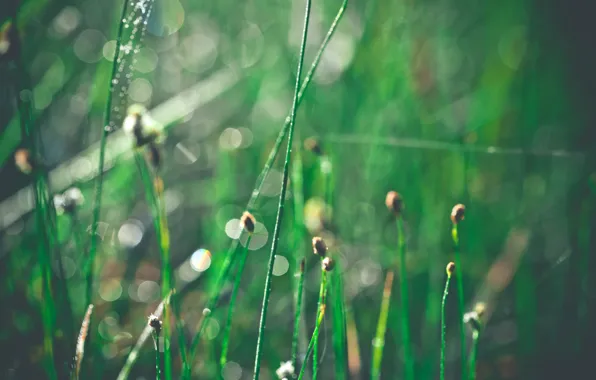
[440,270,453,380]
[371,271,394,380]
[220,235,252,368]
[452,223,466,379]
[298,271,328,380]
[331,264,348,380]
[397,217,415,380]
[468,331,478,380]
[251,0,312,378]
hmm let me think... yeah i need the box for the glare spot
[356,260,382,287]
[99,278,123,302]
[102,40,117,61]
[51,7,81,38]
[174,143,199,164]
[219,128,242,150]
[190,249,212,272]
[238,23,264,68]
[128,283,140,302]
[272,255,289,276]
[129,78,153,103]
[204,318,220,340]
[118,220,144,248]
[225,218,242,239]
[239,221,269,251]
[147,0,184,36]
[222,361,242,380]
[134,47,159,73]
[164,189,182,213]
[74,29,106,63]
[137,280,160,303]
[179,32,217,73]
[178,260,200,282]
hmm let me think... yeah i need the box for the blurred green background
[0,0,595,379]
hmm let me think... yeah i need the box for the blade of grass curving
[71,304,94,380]
[252,0,312,378]
[298,270,328,380]
[86,0,131,311]
[116,291,172,380]
[187,0,347,367]
[220,235,252,368]
[397,217,415,380]
[440,264,454,380]
[371,271,394,380]
[452,223,466,378]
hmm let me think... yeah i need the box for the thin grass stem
[220,235,252,368]
[397,217,415,380]
[86,0,130,310]
[151,330,162,380]
[297,271,328,380]
[313,266,328,380]
[251,1,312,378]
[371,271,394,380]
[468,331,479,380]
[452,223,466,378]
[440,270,453,380]
[71,304,94,380]
[331,264,348,380]
[291,258,306,371]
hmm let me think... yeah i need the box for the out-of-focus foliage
[0,0,595,379]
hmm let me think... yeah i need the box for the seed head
[148,314,162,335]
[240,211,256,234]
[123,104,164,147]
[322,257,335,272]
[463,311,481,333]
[304,137,323,156]
[14,149,35,174]
[451,204,465,224]
[312,236,327,257]
[385,191,404,216]
[446,262,455,277]
[54,187,84,215]
[275,360,295,380]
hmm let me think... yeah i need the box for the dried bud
[54,187,84,215]
[312,236,327,257]
[148,314,162,335]
[385,191,404,216]
[322,257,335,272]
[240,211,256,234]
[446,262,455,277]
[299,258,305,273]
[123,104,164,147]
[463,311,481,333]
[14,149,35,174]
[304,137,323,156]
[451,204,465,224]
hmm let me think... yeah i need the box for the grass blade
[451,206,466,379]
[440,264,454,380]
[371,271,394,380]
[397,216,415,380]
[72,305,94,380]
[252,0,312,378]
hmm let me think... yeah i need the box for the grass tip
[450,204,466,224]
[148,314,162,336]
[240,211,256,234]
[385,191,404,216]
[446,262,455,277]
[322,257,335,272]
[304,137,324,156]
[312,236,327,257]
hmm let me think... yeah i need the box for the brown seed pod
[240,211,256,234]
[148,314,162,335]
[451,204,465,224]
[446,262,455,277]
[385,191,404,216]
[304,137,323,156]
[14,148,34,174]
[322,257,335,272]
[311,236,327,257]
[299,258,305,273]
[463,311,481,333]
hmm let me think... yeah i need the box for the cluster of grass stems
[9,0,486,379]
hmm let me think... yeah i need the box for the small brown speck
[312,237,327,257]
[240,211,256,234]
[385,191,403,216]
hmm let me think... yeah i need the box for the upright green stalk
[469,331,478,380]
[330,263,348,380]
[397,217,415,380]
[150,328,162,380]
[86,0,130,310]
[252,1,312,379]
[298,270,328,380]
[371,271,394,380]
[313,266,327,380]
[291,258,306,371]
[452,223,466,378]
[440,263,454,380]
[220,235,252,368]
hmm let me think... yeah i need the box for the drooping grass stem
[397,217,415,380]
[371,271,394,380]
[298,270,328,380]
[220,235,252,368]
[86,0,130,310]
[440,264,454,380]
[251,1,312,378]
